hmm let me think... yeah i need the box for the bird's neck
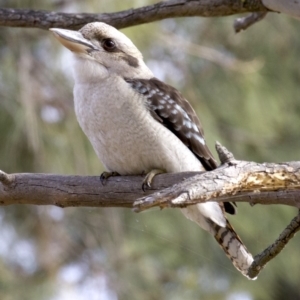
[72,55,109,84]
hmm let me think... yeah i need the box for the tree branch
[1,145,300,210]
[0,0,268,30]
[234,11,268,32]
[134,151,300,212]
[0,169,203,208]
[1,159,300,209]
[247,210,300,278]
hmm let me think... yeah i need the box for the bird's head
[50,22,152,82]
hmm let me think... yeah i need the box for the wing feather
[125,77,217,170]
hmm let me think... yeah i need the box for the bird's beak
[50,28,98,53]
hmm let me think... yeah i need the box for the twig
[247,210,300,278]
[215,141,237,164]
[234,12,268,33]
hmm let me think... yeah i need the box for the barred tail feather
[213,220,256,280]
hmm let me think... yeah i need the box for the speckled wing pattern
[125,77,218,171]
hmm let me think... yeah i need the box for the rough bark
[134,160,300,211]
[0,170,199,208]
[1,143,300,210]
[0,161,300,211]
[1,161,300,210]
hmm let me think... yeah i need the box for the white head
[50,22,152,83]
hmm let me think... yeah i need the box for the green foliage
[1,1,300,299]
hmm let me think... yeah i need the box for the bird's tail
[213,220,255,280]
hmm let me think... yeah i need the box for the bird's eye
[102,39,116,51]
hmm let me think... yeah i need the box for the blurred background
[1,0,300,299]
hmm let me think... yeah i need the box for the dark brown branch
[0,0,268,30]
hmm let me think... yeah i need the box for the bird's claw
[142,169,165,192]
[100,171,119,185]
[142,179,151,192]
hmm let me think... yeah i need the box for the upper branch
[0,0,267,30]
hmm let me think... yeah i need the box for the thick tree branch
[0,170,201,208]
[1,159,300,209]
[0,0,268,30]
[1,146,300,210]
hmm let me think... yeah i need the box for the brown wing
[125,77,218,170]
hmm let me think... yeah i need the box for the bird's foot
[142,169,165,192]
[100,171,120,185]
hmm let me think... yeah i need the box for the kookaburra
[50,22,254,279]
